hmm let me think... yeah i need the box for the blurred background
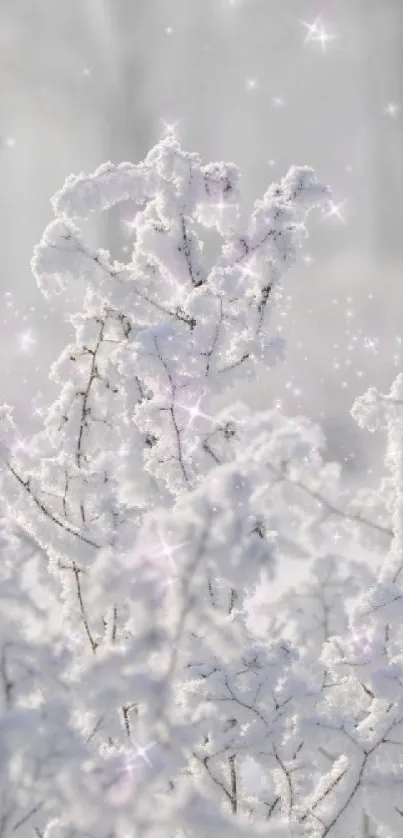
[1,0,402,482]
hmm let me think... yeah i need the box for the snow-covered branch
[4,137,400,838]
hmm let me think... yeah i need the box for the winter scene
[1,1,403,836]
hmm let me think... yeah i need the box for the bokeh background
[1,0,402,483]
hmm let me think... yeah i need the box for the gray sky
[1,0,402,478]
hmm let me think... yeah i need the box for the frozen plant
[0,136,331,838]
[292,374,403,837]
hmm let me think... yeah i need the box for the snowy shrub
[0,136,397,838]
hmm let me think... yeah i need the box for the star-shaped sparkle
[175,394,214,432]
[130,738,156,768]
[138,528,188,595]
[161,118,181,138]
[313,23,338,52]
[300,17,338,52]
[106,740,158,805]
[300,15,322,43]
[324,200,347,224]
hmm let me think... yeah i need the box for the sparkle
[385,102,400,118]
[106,740,158,806]
[11,436,27,456]
[165,26,173,35]
[130,739,156,768]
[300,16,338,51]
[363,336,379,353]
[32,403,45,419]
[161,118,181,138]
[1,136,16,149]
[18,330,36,352]
[140,528,188,593]
[325,200,347,224]
[246,78,258,91]
[272,96,285,108]
[82,67,92,78]
[175,391,215,433]
[268,159,276,168]
[299,15,322,44]
[310,20,338,52]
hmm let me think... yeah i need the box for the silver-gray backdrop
[1,0,402,480]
